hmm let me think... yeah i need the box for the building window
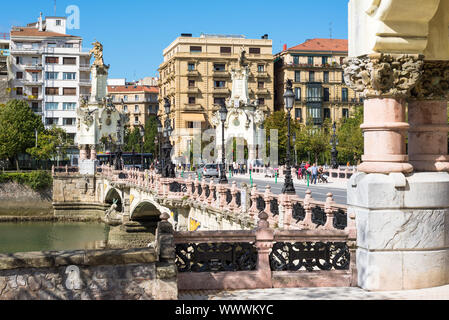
[135,95,139,101]
[295,108,302,120]
[343,108,349,118]
[134,116,139,124]
[308,56,314,65]
[214,63,226,71]
[46,118,58,125]
[323,71,329,83]
[16,72,23,79]
[56,20,61,26]
[63,88,77,96]
[190,46,202,53]
[124,95,128,102]
[342,88,348,102]
[46,102,59,110]
[15,43,23,50]
[188,96,196,104]
[214,97,225,105]
[258,98,265,105]
[63,103,76,110]
[31,87,39,96]
[45,87,59,95]
[309,71,315,82]
[214,81,225,88]
[220,47,231,54]
[31,102,39,112]
[324,108,331,119]
[32,73,39,82]
[294,71,301,82]
[258,64,265,72]
[63,118,76,126]
[186,121,194,129]
[63,72,76,80]
[307,86,321,102]
[63,57,76,65]
[123,105,128,112]
[134,105,139,113]
[323,88,330,102]
[63,43,74,48]
[45,72,59,80]
[293,56,299,65]
[188,63,195,71]
[249,47,260,54]
[32,57,39,65]
[294,87,301,101]
[15,56,22,65]
[16,87,23,95]
[47,43,56,48]
[322,56,328,65]
[188,80,195,87]
[45,57,59,64]
[258,81,264,89]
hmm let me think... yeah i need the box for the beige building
[158,33,274,160]
[108,85,159,130]
[274,38,362,125]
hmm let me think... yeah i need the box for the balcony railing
[24,63,43,70]
[294,97,363,104]
[212,70,230,77]
[287,62,342,69]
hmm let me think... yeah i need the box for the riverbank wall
[0,182,53,216]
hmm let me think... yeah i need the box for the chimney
[38,12,43,31]
[283,44,287,51]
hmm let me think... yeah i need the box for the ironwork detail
[213,190,217,201]
[205,186,210,198]
[118,172,127,179]
[198,184,203,197]
[292,202,305,223]
[191,184,195,194]
[270,198,279,216]
[236,192,241,207]
[256,196,266,211]
[270,242,350,272]
[176,242,258,272]
[226,189,232,204]
[96,168,103,173]
[180,183,187,193]
[333,209,347,230]
[169,181,182,193]
[312,206,326,226]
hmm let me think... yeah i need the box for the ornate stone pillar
[79,145,88,161]
[90,144,97,161]
[408,61,449,172]
[344,53,424,173]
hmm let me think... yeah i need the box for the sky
[0,0,349,81]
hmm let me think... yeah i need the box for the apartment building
[9,14,91,141]
[274,38,362,126]
[158,33,274,160]
[108,85,159,130]
[0,32,10,104]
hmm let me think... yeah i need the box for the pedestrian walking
[311,163,318,184]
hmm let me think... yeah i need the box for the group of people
[296,162,328,184]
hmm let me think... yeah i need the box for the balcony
[255,71,269,78]
[186,87,200,94]
[186,70,200,77]
[213,87,230,94]
[255,88,269,95]
[22,79,43,86]
[287,62,342,69]
[24,64,43,70]
[79,79,91,86]
[183,103,203,112]
[212,70,230,78]
[79,64,90,71]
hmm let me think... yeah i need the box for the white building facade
[9,15,91,141]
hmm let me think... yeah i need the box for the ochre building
[274,38,362,125]
[158,33,274,161]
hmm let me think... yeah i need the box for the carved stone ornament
[410,61,449,100]
[343,53,424,98]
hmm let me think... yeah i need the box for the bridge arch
[104,187,123,212]
[130,200,163,222]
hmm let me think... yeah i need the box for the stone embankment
[0,182,53,216]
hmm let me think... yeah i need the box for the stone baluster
[301,189,314,229]
[192,179,200,201]
[186,174,193,197]
[216,184,228,210]
[344,53,424,173]
[207,178,215,205]
[255,211,274,288]
[323,193,335,230]
[228,181,238,212]
[263,185,274,222]
[278,193,293,230]
[199,180,207,203]
[248,184,259,219]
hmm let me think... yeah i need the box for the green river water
[0,222,110,254]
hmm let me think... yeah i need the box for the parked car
[200,164,219,178]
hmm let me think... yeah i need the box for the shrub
[0,171,53,191]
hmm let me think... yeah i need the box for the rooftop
[10,27,77,39]
[287,38,348,53]
[108,85,159,93]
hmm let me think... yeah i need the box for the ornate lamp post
[162,98,175,178]
[139,125,145,171]
[282,79,296,195]
[219,101,228,184]
[330,121,339,169]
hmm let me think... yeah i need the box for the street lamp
[162,98,175,178]
[156,117,163,174]
[139,125,145,171]
[219,101,228,184]
[282,79,296,195]
[330,122,339,169]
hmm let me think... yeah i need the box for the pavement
[179,285,449,300]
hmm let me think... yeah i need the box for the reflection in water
[0,222,110,254]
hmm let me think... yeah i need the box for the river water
[0,222,110,254]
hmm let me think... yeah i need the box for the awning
[26,69,41,73]
[183,113,205,122]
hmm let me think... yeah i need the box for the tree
[337,106,363,165]
[0,99,44,170]
[26,127,69,162]
[296,119,332,165]
[124,127,142,153]
[264,111,300,165]
[143,115,158,155]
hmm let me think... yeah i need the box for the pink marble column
[358,98,412,174]
[79,145,88,161]
[408,100,449,172]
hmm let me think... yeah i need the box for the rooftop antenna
[329,22,333,39]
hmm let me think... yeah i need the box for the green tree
[0,99,44,170]
[124,127,143,153]
[337,106,363,165]
[26,127,69,161]
[296,119,332,165]
[143,115,158,155]
[264,111,300,165]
